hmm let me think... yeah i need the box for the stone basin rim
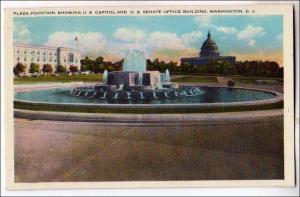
[14,85,283,109]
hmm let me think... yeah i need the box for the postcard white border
[2,2,297,192]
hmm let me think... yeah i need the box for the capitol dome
[199,30,220,57]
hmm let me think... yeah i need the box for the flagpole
[77,37,79,50]
[75,36,79,50]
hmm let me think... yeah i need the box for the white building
[13,42,81,73]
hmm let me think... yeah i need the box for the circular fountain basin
[14,85,283,113]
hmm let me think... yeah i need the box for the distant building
[181,30,236,67]
[13,42,81,73]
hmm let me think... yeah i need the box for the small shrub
[29,63,40,73]
[69,65,79,73]
[13,62,26,75]
[56,65,67,74]
[42,64,53,74]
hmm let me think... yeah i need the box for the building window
[49,53,53,62]
[43,51,46,61]
[68,53,74,62]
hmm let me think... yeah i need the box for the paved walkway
[14,111,284,182]
[216,76,230,83]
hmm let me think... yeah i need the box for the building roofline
[13,42,80,52]
[181,55,236,60]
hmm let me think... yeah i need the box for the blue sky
[14,15,283,64]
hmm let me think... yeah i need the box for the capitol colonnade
[13,42,81,74]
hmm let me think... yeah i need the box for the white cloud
[237,25,265,47]
[144,31,204,61]
[46,32,107,57]
[114,27,145,42]
[194,16,237,36]
[147,31,186,50]
[147,30,203,51]
[14,21,31,43]
[248,39,256,46]
[181,31,203,46]
[194,16,212,26]
[237,25,265,40]
[44,29,203,61]
[216,26,238,34]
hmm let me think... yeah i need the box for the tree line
[146,58,283,78]
[14,56,283,78]
[80,56,123,73]
[13,62,80,75]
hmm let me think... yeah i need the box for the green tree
[13,62,26,75]
[95,56,104,63]
[56,65,67,73]
[91,56,105,73]
[180,62,192,73]
[42,64,53,74]
[80,64,89,72]
[69,65,79,73]
[29,63,40,73]
[80,56,94,71]
[107,65,115,72]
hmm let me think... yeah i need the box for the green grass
[232,77,283,84]
[14,74,282,85]
[171,76,218,83]
[14,74,103,84]
[14,101,283,114]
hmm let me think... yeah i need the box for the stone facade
[181,31,236,67]
[14,42,81,73]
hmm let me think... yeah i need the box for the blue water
[14,87,276,104]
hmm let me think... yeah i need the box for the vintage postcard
[3,4,295,190]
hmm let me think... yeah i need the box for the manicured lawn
[14,74,103,84]
[14,74,282,85]
[171,76,218,83]
[232,77,283,84]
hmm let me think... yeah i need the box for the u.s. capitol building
[13,42,81,73]
[181,30,236,67]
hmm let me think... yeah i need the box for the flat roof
[14,42,80,52]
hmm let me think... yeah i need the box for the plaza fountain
[70,49,203,101]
